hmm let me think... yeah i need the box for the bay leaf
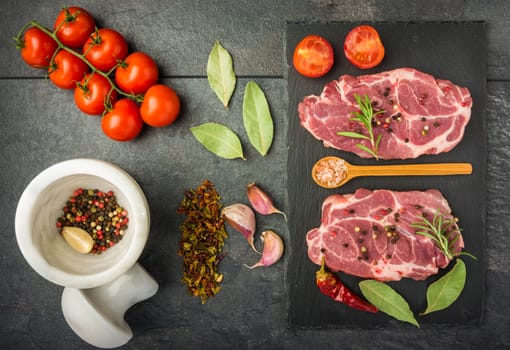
[207,41,236,108]
[359,280,419,327]
[242,81,274,156]
[190,123,245,160]
[421,259,466,315]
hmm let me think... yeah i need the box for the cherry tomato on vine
[54,6,95,48]
[343,25,385,69]
[140,84,181,127]
[102,99,143,141]
[115,52,159,95]
[19,27,58,68]
[293,35,334,78]
[48,50,89,89]
[83,28,128,72]
[74,73,117,115]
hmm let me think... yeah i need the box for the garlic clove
[247,183,287,221]
[61,226,94,254]
[245,230,284,269]
[221,203,259,253]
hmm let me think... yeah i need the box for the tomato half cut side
[293,35,334,78]
[343,25,385,69]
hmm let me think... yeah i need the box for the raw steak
[298,68,472,159]
[306,189,464,281]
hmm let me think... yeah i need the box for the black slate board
[286,22,487,328]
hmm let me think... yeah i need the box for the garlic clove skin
[247,183,287,221]
[245,230,284,269]
[61,226,94,254]
[221,203,259,253]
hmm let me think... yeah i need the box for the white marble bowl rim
[15,158,150,289]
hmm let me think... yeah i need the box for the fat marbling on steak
[306,189,464,281]
[298,68,472,159]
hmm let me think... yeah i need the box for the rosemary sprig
[410,211,476,260]
[337,94,385,159]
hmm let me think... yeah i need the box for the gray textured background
[1,1,508,349]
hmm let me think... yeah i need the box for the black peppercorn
[56,188,128,254]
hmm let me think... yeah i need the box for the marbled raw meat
[298,68,472,159]
[306,188,464,281]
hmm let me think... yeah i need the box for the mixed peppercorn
[56,188,129,254]
[367,86,444,140]
[335,206,401,262]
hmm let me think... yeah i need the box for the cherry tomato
[293,35,334,78]
[48,50,89,89]
[115,52,159,95]
[74,73,117,115]
[140,84,180,127]
[19,27,58,68]
[343,25,385,69]
[83,28,128,72]
[54,6,95,48]
[102,99,143,141]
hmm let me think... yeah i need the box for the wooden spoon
[311,156,473,189]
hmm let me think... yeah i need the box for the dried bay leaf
[207,41,236,108]
[190,122,245,160]
[359,280,419,327]
[421,259,466,315]
[243,81,274,156]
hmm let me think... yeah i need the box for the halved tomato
[293,35,334,78]
[344,25,385,69]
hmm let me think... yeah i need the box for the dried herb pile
[177,180,228,303]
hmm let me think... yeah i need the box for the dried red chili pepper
[316,257,378,313]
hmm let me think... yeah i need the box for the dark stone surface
[1,1,509,349]
[287,21,487,328]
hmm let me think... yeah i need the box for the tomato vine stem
[13,22,34,49]
[19,20,144,105]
